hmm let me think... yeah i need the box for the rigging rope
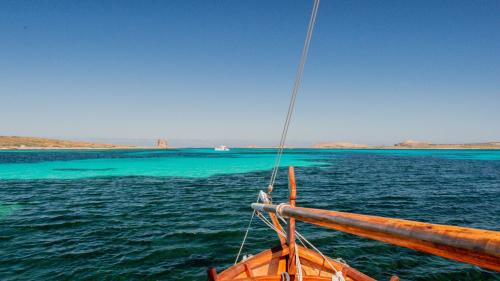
[257,212,287,238]
[268,0,320,193]
[234,194,260,264]
[295,244,304,281]
[234,210,256,264]
[253,209,347,280]
[274,207,346,274]
[235,2,323,277]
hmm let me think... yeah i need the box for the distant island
[314,140,500,149]
[0,136,136,149]
[314,142,369,149]
[1,136,499,150]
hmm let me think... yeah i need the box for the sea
[0,148,499,280]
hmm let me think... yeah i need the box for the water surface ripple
[0,149,499,280]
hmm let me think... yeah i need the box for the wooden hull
[213,244,375,281]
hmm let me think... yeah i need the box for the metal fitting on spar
[251,203,292,216]
[258,190,270,204]
[276,203,290,218]
[251,203,266,212]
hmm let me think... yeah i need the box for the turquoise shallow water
[0,148,499,280]
[0,149,322,180]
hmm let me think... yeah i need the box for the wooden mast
[252,168,500,272]
[287,166,297,275]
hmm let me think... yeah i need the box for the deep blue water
[0,149,499,280]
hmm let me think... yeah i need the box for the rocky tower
[156,139,168,149]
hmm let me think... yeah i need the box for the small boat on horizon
[214,145,230,151]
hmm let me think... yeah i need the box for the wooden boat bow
[209,167,499,280]
[206,0,500,278]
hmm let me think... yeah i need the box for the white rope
[295,244,303,281]
[295,230,347,280]
[276,203,347,272]
[256,212,287,238]
[332,271,346,281]
[276,203,289,221]
[273,205,345,274]
[259,209,345,280]
[234,194,261,264]
[295,231,340,273]
[281,272,291,281]
[295,231,308,249]
[266,208,311,249]
[234,210,256,265]
[268,0,321,193]
[258,211,305,280]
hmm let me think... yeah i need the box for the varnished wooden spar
[287,166,297,275]
[251,203,500,272]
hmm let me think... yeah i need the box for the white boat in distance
[214,145,230,151]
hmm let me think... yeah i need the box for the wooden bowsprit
[251,168,500,273]
[209,167,500,280]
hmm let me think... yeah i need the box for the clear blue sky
[1,0,499,145]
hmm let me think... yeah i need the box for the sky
[1,0,499,146]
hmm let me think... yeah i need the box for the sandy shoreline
[0,146,157,150]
